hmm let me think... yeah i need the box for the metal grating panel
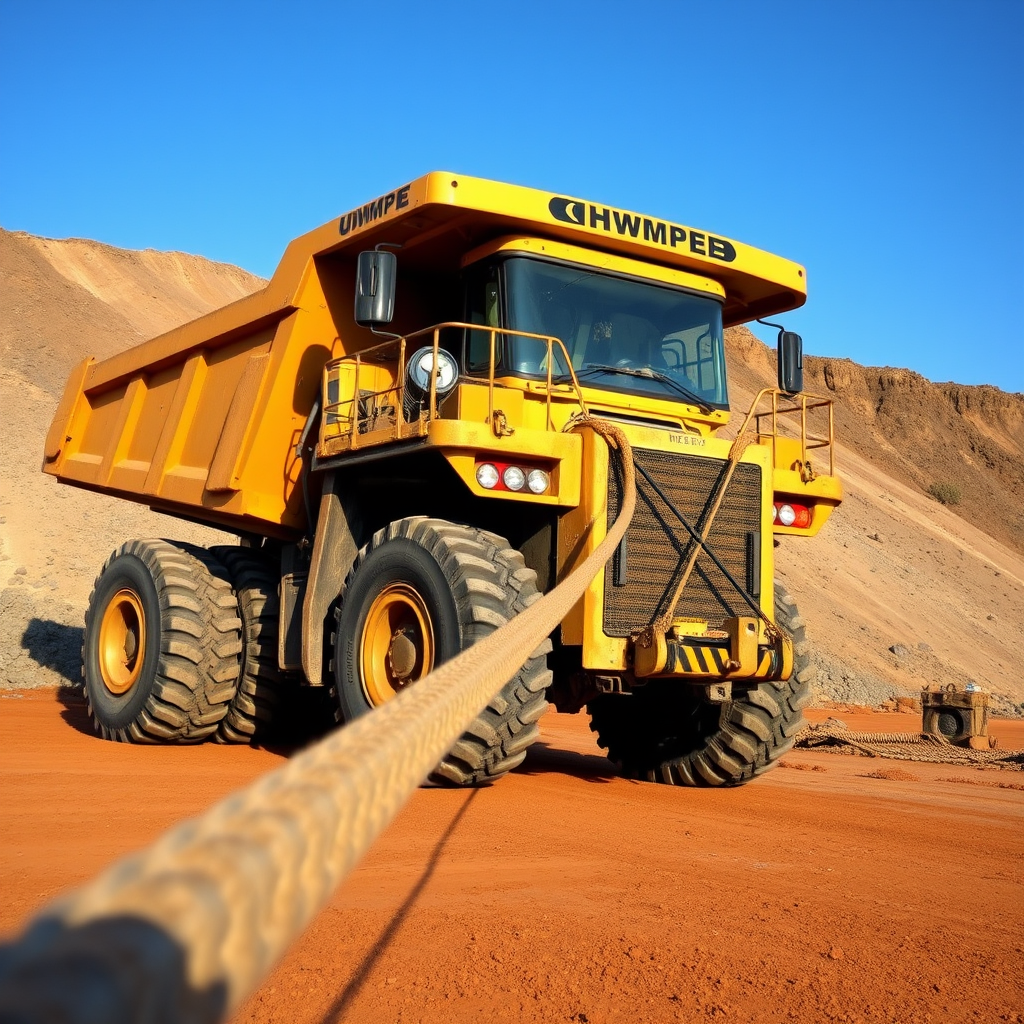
[604,448,761,637]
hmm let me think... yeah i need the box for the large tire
[82,540,242,743]
[210,546,289,744]
[587,580,812,786]
[332,517,552,785]
[775,578,816,692]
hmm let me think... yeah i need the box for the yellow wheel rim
[358,583,435,706]
[98,588,146,696]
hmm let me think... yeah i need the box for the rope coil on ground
[0,418,635,1024]
[796,726,1024,769]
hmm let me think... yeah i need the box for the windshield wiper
[575,364,714,414]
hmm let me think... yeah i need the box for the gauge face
[409,347,458,395]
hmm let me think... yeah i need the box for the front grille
[603,448,762,637]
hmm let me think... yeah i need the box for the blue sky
[2,0,1021,391]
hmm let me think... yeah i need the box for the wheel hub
[388,630,418,679]
[98,588,146,696]
[359,583,435,705]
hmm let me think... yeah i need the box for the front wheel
[588,580,812,786]
[332,517,552,785]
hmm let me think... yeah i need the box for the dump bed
[43,172,808,536]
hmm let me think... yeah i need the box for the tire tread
[82,539,242,743]
[334,517,551,786]
[210,546,290,744]
[588,579,812,787]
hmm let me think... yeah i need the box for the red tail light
[774,501,811,529]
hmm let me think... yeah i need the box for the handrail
[743,387,836,478]
[319,322,589,450]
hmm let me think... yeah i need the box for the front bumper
[632,616,793,682]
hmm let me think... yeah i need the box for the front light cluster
[772,500,811,529]
[475,461,550,494]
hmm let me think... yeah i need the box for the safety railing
[748,388,835,479]
[318,322,590,456]
[0,419,633,1024]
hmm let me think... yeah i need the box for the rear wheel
[588,580,812,786]
[82,540,242,743]
[211,546,290,744]
[332,517,551,785]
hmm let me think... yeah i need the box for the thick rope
[0,418,634,1024]
[796,726,1024,769]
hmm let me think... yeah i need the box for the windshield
[499,257,729,409]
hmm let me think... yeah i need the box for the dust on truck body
[43,172,841,785]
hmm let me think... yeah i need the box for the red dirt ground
[1,691,1022,1024]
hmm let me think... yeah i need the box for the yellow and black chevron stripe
[663,644,777,678]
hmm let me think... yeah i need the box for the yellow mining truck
[43,172,841,785]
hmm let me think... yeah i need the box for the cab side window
[464,264,502,375]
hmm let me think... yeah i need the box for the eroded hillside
[0,230,266,689]
[725,326,1024,710]
[0,228,264,395]
[726,326,1024,553]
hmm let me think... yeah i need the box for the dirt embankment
[726,326,1024,554]
[0,228,264,397]
[725,326,1024,712]
[0,229,266,690]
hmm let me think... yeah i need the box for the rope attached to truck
[0,417,635,1024]
[637,429,780,649]
[796,725,1024,769]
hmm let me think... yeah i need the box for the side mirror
[778,331,803,394]
[354,250,397,327]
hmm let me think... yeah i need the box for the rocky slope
[0,229,262,396]
[726,327,1024,554]
[0,229,265,689]
[725,326,1024,712]
[0,230,1021,715]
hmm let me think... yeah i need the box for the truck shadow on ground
[20,617,82,684]
[318,788,480,1024]
[48,680,629,785]
[54,684,94,736]
[517,739,618,783]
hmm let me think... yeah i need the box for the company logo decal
[548,197,586,226]
[548,196,736,263]
[339,184,412,236]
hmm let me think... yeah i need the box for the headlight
[502,466,526,491]
[476,463,499,489]
[407,346,458,399]
[526,468,549,494]
[777,503,796,527]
